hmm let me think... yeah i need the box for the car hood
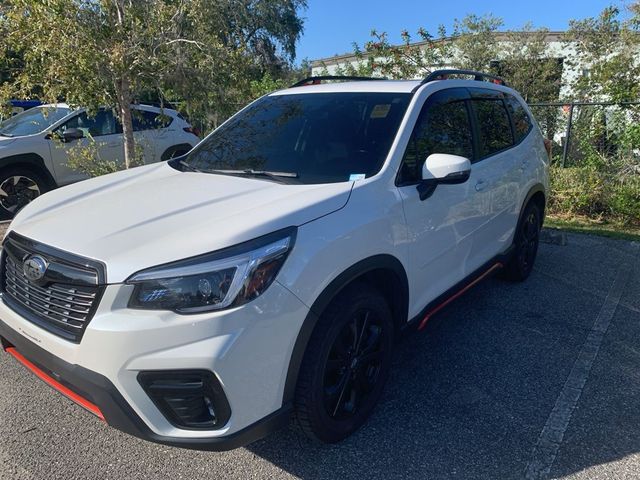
[0,136,17,146]
[9,162,353,283]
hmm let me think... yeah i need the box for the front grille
[1,233,106,343]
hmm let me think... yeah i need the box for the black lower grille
[1,232,106,343]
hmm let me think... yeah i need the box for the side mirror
[62,128,84,143]
[417,153,471,201]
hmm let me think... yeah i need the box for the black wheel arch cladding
[0,153,57,188]
[520,183,546,227]
[282,254,409,405]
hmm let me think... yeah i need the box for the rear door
[398,88,481,309]
[504,92,538,214]
[465,88,519,272]
[132,109,174,164]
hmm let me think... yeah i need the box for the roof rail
[420,69,507,87]
[290,75,387,88]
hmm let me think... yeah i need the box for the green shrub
[65,137,144,178]
[549,166,606,217]
[608,178,640,223]
[549,165,640,226]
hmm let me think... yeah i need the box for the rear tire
[0,166,49,220]
[294,282,394,443]
[503,202,541,282]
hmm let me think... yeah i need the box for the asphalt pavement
[0,230,639,480]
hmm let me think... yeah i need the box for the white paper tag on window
[349,173,366,181]
[370,104,391,119]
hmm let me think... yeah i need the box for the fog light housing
[138,370,231,430]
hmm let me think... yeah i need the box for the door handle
[475,180,487,192]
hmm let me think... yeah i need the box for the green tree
[450,15,561,103]
[451,14,503,71]
[0,0,306,168]
[496,26,563,102]
[566,6,640,102]
[318,27,451,79]
[491,25,565,141]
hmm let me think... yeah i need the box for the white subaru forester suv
[0,70,548,450]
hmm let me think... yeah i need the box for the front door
[48,109,124,185]
[398,88,488,313]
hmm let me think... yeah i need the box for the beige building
[310,31,581,99]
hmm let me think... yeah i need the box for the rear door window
[470,92,514,159]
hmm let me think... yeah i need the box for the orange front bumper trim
[5,346,105,421]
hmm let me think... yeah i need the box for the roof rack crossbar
[420,69,507,87]
[290,76,387,88]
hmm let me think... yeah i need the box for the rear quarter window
[505,95,533,143]
[471,97,514,158]
[132,110,173,131]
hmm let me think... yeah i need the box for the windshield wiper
[0,132,13,138]
[178,160,203,173]
[205,169,299,183]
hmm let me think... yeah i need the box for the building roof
[311,31,567,68]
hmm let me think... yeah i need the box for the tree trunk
[118,77,135,169]
[114,0,134,169]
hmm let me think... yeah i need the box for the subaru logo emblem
[23,255,48,282]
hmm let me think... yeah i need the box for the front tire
[294,283,395,443]
[503,202,541,282]
[0,166,49,220]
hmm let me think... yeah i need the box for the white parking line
[524,243,640,480]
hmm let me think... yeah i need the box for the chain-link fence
[529,101,640,169]
[528,101,640,225]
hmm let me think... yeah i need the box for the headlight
[126,228,296,313]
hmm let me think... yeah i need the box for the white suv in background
[0,104,200,218]
[0,70,548,450]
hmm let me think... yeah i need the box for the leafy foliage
[0,0,306,167]
[450,14,504,71]
[549,164,640,226]
[552,5,640,226]
[64,135,144,177]
[317,27,451,79]
[566,6,640,103]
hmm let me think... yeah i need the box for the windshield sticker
[370,104,391,119]
[349,174,366,181]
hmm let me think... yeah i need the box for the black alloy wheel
[323,308,386,420]
[503,202,541,282]
[0,167,48,220]
[295,283,394,443]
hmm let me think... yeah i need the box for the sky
[296,0,628,62]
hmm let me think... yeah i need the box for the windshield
[0,106,71,137]
[183,92,411,184]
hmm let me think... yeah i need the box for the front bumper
[0,280,309,449]
[0,319,291,450]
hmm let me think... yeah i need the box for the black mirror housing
[62,128,84,142]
